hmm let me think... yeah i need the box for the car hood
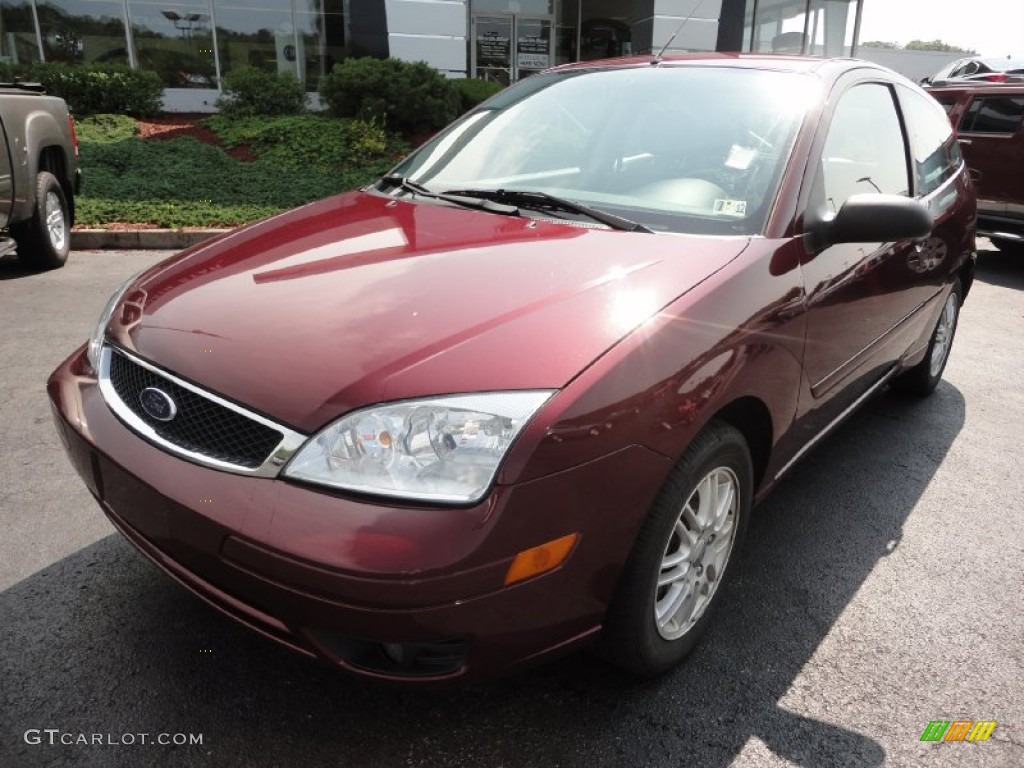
[111,192,749,433]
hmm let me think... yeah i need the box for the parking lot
[1,244,1022,768]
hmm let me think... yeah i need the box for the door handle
[957,137,973,145]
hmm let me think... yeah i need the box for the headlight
[283,391,554,503]
[86,273,141,371]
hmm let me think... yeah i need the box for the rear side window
[961,96,1024,134]
[898,86,963,196]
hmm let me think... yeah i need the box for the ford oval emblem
[139,387,177,422]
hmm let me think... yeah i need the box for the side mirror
[806,194,933,251]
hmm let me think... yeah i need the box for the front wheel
[13,171,71,270]
[894,279,962,397]
[601,420,752,677]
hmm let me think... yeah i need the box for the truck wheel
[13,171,71,270]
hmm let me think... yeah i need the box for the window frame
[895,84,965,199]
[794,71,917,240]
[816,79,914,209]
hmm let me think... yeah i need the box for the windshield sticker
[713,199,748,217]
[725,145,758,170]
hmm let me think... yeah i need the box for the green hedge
[216,67,307,117]
[452,78,504,112]
[75,113,406,228]
[203,114,393,173]
[0,62,162,117]
[319,57,461,133]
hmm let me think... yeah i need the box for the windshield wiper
[443,188,654,233]
[377,176,519,216]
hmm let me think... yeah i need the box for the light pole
[161,10,204,40]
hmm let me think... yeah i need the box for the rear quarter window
[898,86,963,196]
[960,95,1024,134]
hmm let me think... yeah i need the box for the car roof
[546,52,895,84]
[927,83,1024,96]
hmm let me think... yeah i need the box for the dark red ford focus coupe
[49,54,975,684]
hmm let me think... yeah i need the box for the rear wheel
[601,420,752,677]
[13,171,70,270]
[894,279,961,397]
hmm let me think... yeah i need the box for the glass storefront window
[214,4,295,80]
[554,0,577,65]
[296,11,344,92]
[128,1,216,86]
[474,0,552,14]
[0,0,42,64]
[579,1,643,61]
[808,0,856,56]
[749,0,808,53]
[744,0,858,57]
[36,0,129,64]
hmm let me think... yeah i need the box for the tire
[601,420,753,677]
[893,279,962,397]
[13,171,71,270]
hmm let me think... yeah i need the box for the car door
[799,79,920,402]
[955,91,1024,218]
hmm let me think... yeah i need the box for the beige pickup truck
[0,82,81,270]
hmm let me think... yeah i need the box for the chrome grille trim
[97,345,307,477]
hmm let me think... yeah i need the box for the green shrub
[17,62,163,116]
[74,113,406,228]
[216,67,307,117]
[204,114,398,173]
[452,78,503,112]
[318,57,460,134]
[344,118,389,155]
[75,114,139,143]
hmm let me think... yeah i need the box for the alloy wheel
[654,466,739,640]
[929,292,958,378]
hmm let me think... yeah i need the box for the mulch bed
[136,114,257,162]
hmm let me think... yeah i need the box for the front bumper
[48,346,669,685]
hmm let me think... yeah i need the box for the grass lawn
[74,114,407,229]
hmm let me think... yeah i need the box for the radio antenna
[652,0,708,64]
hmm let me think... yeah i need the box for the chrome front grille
[98,346,306,476]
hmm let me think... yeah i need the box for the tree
[905,39,977,54]
[860,39,978,55]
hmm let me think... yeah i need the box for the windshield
[385,66,818,235]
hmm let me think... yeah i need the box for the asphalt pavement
[1,245,1022,768]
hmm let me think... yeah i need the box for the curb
[71,229,231,250]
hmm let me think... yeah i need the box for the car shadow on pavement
[0,385,965,768]
[975,248,1024,290]
[0,253,39,280]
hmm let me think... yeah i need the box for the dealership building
[0,0,865,110]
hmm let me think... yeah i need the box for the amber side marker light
[504,533,579,586]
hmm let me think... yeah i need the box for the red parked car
[927,83,1024,253]
[49,54,976,684]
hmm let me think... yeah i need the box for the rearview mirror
[806,194,933,251]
